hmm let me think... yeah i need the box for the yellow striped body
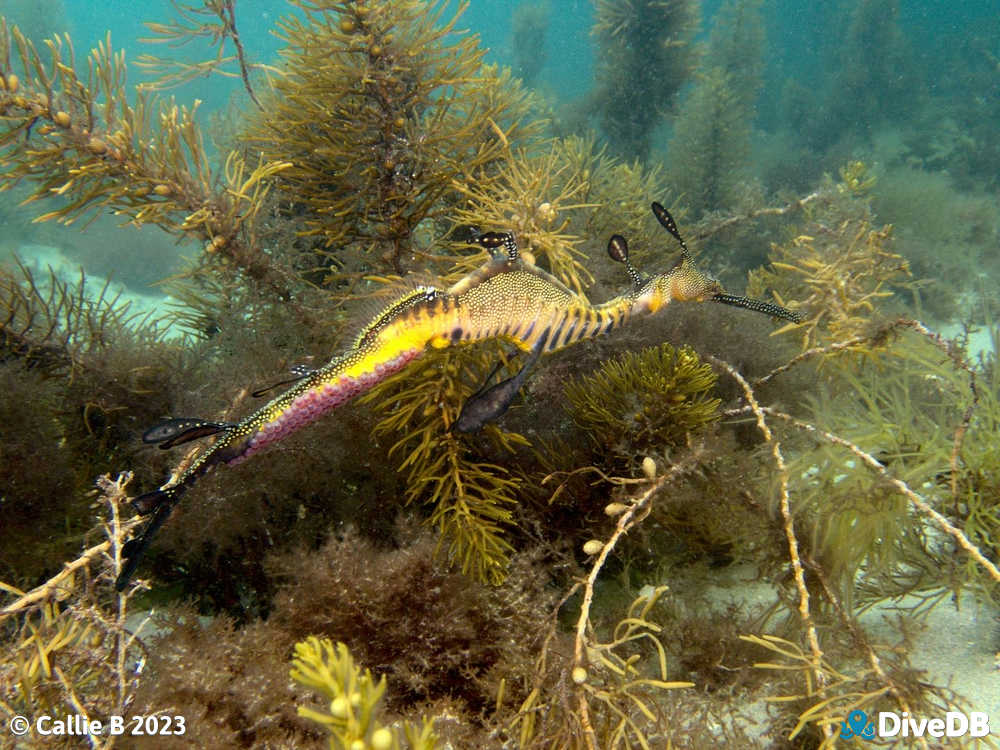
[161,251,721,492]
[376,270,641,357]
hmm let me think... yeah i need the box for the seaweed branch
[567,455,699,749]
[138,0,270,108]
[689,188,828,244]
[1,474,143,616]
[709,354,831,744]
[449,141,598,293]
[713,349,936,746]
[746,213,911,348]
[0,473,148,727]
[759,406,1000,585]
[754,316,980,501]
[0,21,294,299]
[712,308,997,743]
[363,348,529,584]
[802,548,928,748]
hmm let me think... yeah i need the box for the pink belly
[229,348,421,464]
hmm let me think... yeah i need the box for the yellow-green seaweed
[291,637,439,750]
[564,341,721,465]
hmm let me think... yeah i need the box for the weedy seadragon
[117,203,800,589]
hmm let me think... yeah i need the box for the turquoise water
[5,0,996,322]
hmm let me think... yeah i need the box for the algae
[591,0,700,160]
[1,2,999,749]
[564,341,721,467]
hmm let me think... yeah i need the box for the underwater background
[1,0,999,747]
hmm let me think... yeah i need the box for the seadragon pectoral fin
[251,365,316,398]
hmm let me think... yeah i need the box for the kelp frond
[592,0,700,158]
[449,138,598,293]
[740,632,963,748]
[137,0,272,107]
[246,0,537,276]
[748,222,909,349]
[747,171,912,351]
[449,133,674,293]
[0,20,292,298]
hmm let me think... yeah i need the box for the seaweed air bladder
[117,204,800,589]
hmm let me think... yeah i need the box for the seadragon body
[117,205,800,589]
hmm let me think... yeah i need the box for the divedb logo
[840,709,992,741]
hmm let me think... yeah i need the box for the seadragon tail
[116,486,181,591]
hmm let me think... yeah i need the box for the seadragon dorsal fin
[352,286,441,349]
[448,230,583,301]
[516,257,583,300]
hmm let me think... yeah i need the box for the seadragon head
[633,254,724,314]
[611,203,802,323]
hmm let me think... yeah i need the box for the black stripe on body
[536,326,551,352]
[559,314,579,348]
[550,316,568,350]
[580,310,600,340]
[545,327,563,353]
[522,320,537,342]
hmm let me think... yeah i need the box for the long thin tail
[115,486,182,591]
[116,342,426,588]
